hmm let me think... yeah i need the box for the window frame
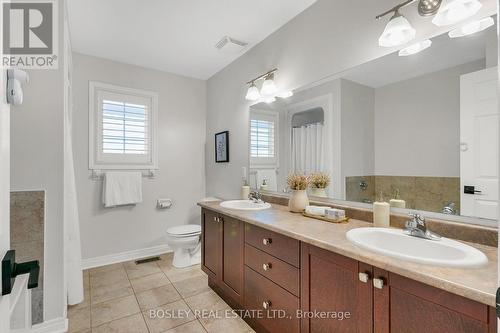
[89,81,159,170]
[249,109,279,168]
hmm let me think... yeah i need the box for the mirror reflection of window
[249,110,279,192]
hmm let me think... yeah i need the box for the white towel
[103,172,143,207]
[305,205,328,216]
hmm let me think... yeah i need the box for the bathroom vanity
[199,201,497,333]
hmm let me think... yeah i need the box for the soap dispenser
[260,178,268,191]
[389,189,406,208]
[373,191,390,227]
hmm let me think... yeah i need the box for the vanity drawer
[245,224,300,267]
[245,244,299,296]
[244,266,300,333]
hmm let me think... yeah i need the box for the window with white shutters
[89,82,158,169]
[250,111,278,167]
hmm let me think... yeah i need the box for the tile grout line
[123,261,151,333]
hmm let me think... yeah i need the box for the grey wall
[340,79,375,182]
[374,60,485,177]
[205,0,497,199]
[10,4,67,322]
[72,53,206,260]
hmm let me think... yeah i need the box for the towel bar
[90,169,156,180]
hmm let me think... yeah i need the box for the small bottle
[389,189,406,208]
[260,178,268,191]
[241,180,250,200]
[373,191,390,227]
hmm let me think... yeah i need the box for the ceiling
[67,0,317,80]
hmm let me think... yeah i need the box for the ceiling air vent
[215,36,248,54]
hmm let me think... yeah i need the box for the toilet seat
[166,224,201,237]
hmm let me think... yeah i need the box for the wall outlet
[157,199,172,209]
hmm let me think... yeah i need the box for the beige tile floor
[68,253,255,333]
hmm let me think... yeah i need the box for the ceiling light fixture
[448,16,494,38]
[260,72,278,96]
[378,10,417,47]
[398,39,432,56]
[245,82,261,101]
[432,0,482,26]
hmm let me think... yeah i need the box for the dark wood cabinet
[301,243,373,333]
[373,269,497,333]
[201,209,244,306]
[302,243,497,333]
[201,209,220,280]
[202,208,496,333]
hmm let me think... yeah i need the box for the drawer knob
[213,216,217,222]
[262,263,272,271]
[373,278,384,289]
[262,300,271,309]
[358,272,370,283]
[218,217,223,223]
[262,238,272,245]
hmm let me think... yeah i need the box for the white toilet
[166,224,202,268]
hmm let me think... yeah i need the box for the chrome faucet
[248,191,263,203]
[404,213,441,241]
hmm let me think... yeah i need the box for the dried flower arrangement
[287,173,309,191]
[309,172,330,189]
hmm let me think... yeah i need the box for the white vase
[310,187,327,198]
[288,190,309,213]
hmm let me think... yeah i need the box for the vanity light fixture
[448,16,494,38]
[245,69,293,103]
[398,39,432,56]
[432,0,482,26]
[245,82,261,101]
[260,72,278,96]
[378,10,416,47]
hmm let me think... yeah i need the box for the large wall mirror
[248,16,498,226]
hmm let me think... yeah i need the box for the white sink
[346,228,488,268]
[220,200,271,211]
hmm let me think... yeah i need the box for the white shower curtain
[64,103,84,305]
[291,123,324,174]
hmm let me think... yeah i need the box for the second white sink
[220,200,271,211]
[346,227,488,268]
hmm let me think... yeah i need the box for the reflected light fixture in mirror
[378,10,416,47]
[261,72,278,96]
[448,16,495,38]
[245,82,261,101]
[432,0,482,26]
[399,39,432,56]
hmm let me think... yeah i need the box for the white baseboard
[29,317,67,333]
[82,244,172,270]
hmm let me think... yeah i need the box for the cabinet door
[201,209,221,280]
[219,214,244,304]
[373,268,496,333]
[301,244,373,333]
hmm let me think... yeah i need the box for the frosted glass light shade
[260,75,278,96]
[448,17,494,38]
[399,39,432,56]
[379,14,416,47]
[245,84,261,101]
[432,0,482,26]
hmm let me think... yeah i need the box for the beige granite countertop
[198,201,498,307]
